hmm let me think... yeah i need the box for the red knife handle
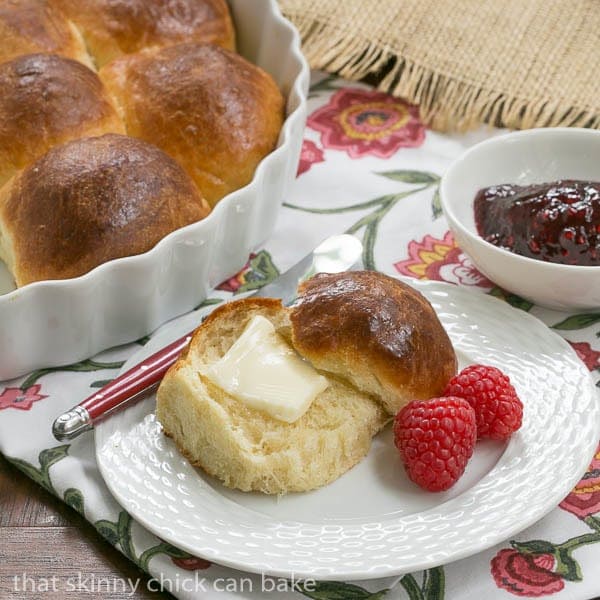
[82,331,193,420]
[52,330,194,440]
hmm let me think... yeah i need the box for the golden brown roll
[290,271,458,415]
[0,52,125,188]
[0,133,210,286]
[51,0,235,67]
[0,0,91,66]
[100,43,284,207]
[157,297,388,494]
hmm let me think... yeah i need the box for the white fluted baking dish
[0,0,309,380]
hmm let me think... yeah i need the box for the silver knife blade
[253,233,363,304]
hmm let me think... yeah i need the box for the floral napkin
[1,72,600,600]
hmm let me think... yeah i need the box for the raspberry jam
[474,180,600,266]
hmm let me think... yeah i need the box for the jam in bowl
[439,128,600,310]
[474,179,600,266]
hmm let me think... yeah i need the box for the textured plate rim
[95,280,600,580]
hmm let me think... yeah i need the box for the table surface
[0,454,172,599]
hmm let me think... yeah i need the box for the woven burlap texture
[279,0,600,132]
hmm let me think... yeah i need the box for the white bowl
[440,128,600,311]
[0,0,309,380]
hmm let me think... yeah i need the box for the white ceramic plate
[95,280,600,580]
[0,0,309,380]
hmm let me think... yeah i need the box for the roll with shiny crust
[100,43,284,207]
[0,133,210,286]
[290,271,458,415]
[0,0,91,66]
[0,53,124,187]
[52,0,235,67]
[157,297,388,494]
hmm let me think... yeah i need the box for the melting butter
[204,315,328,423]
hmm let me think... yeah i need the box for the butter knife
[52,234,363,441]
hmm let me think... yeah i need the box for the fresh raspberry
[444,364,523,440]
[393,397,477,492]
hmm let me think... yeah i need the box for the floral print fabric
[308,88,425,159]
[1,72,599,600]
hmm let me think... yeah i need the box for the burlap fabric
[278,0,600,132]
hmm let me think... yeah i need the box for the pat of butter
[204,315,328,423]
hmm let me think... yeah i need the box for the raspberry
[393,397,477,492]
[444,365,523,440]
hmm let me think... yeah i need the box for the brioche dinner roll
[291,271,458,415]
[157,298,388,495]
[0,2,285,286]
[0,133,210,286]
[100,43,285,206]
[0,53,124,187]
[157,272,457,495]
[0,0,91,66]
[51,0,235,67]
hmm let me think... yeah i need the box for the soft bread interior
[156,298,389,495]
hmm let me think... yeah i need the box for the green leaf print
[423,567,445,599]
[344,190,424,270]
[95,519,120,547]
[39,445,70,472]
[63,488,85,515]
[431,187,443,220]
[20,358,125,390]
[138,541,193,572]
[4,450,198,576]
[512,540,557,554]
[552,314,600,330]
[298,580,387,599]
[398,569,446,600]
[489,287,533,312]
[399,574,424,600]
[3,444,70,494]
[376,170,439,184]
[236,250,280,293]
[95,512,136,561]
[555,547,582,581]
[285,171,439,271]
[117,512,137,561]
[193,297,223,311]
[3,456,50,490]
[90,379,114,388]
[362,221,379,271]
[584,515,600,532]
[285,194,399,215]
[94,510,199,572]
